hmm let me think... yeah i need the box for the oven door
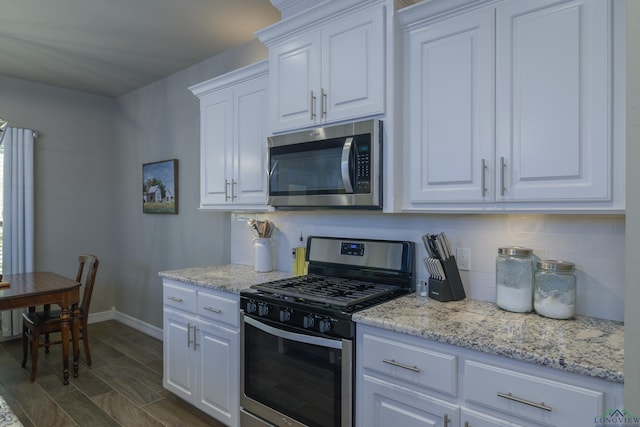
[241,313,352,427]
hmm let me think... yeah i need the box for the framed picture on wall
[143,159,178,214]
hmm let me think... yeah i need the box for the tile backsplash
[230,212,624,322]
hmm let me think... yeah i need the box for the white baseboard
[113,310,163,341]
[87,307,116,324]
[2,308,164,342]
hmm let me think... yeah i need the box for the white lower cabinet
[464,360,603,426]
[163,279,239,427]
[460,408,524,427]
[360,376,459,427]
[357,325,459,427]
[356,324,622,427]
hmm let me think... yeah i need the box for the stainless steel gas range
[240,236,415,427]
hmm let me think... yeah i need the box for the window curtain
[0,127,35,337]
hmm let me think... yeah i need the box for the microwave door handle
[268,159,278,181]
[341,137,354,193]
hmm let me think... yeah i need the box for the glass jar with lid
[496,247,535,312]
[534,260,576,319]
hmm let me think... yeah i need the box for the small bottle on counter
[534,260,576,319]
[496,247,535,313]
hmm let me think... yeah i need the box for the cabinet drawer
[163,282,197,313]
[197,290,239,329]
[361,331,457,397]
[464,360,603,426]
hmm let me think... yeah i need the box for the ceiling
[0,0,281,97]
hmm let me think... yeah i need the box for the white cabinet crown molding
[189,61,268,98]
[256,0,389,46]
[397,0,500,29]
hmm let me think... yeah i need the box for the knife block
[428,256,466,302]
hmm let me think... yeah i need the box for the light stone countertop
[159,265,623,383]
[353,295,624,383]
[158,264,294,294]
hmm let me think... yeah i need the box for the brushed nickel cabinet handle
[193,326,199,349]
[232,179,237,201]
[382,358,421,373]
[464,422,471,427]
[225,179,230,201]
[443,413,450,427]
[310,91,316,120]
[187,323,193,348]
[500,156,506,196]
[481,158,488,196]
[167,296,183,303]
[497,392,552,412]
[321,88,327,119]
[203,306,222,314]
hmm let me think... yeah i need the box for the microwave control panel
[355,142,371,193]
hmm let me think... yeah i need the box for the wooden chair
[21,255,99,381]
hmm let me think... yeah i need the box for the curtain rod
[0,117,38,138]
[0,128,39,139]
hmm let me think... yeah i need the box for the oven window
[244,321,342,427]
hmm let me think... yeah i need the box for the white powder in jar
[534,295,574,319]
[496,286,532,312]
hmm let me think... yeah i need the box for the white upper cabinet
[495,0,611,202]
[406,7,495,203]
[400,0,621,212]
[258,1,386,133]
[190,61,269,210]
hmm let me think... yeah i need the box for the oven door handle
[244,315,342,350]
[341,137,355,194]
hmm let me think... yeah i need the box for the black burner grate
[251,274,400,309]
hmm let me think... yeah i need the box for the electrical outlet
[457,248,471,270]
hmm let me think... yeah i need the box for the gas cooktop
[251,274,401,309]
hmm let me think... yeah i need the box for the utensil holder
[428,256,466,302]
[253,238,273,272]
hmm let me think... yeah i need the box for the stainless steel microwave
[267,119,382,209]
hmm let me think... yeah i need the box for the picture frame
[143,159,178,214]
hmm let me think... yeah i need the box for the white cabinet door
[234,75,269,205]
[268,5,386,133]
[163,310,197,402]
[200,90,234,206]
[322,6,385,123]
[162,280,241,427]
[407,7,494,203]
[196,321,240,427]
[359,375,460,427]
[461,408,526,427]
[270,32,322,132]
[192,61,269,210]
[495,0,611,202]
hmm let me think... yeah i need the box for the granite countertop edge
[158,265,623,384]
[158,264,294,294]
[353,296,624,384]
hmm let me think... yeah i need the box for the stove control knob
[279,309,291,322]
[303,315,315,329]
[319,318,333,333]
[257,303,269,317]
[245,300,257,314]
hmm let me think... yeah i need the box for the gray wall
[0,75,117,313]
[112,39,268,328]
[625,0,640,413]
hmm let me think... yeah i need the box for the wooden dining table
[0,272,81,384]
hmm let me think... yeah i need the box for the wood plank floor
[0,320,226,427]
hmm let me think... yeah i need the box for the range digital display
[340,242,365,256]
